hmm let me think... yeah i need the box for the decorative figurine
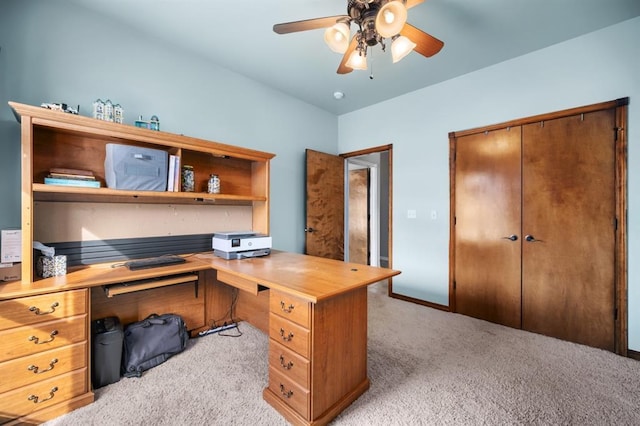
[41,102,79,114]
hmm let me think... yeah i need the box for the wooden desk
[197,251,401,425]
[0,251,400,425]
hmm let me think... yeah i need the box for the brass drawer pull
[29,302,59,315]
[28,386,58,403]
[279,384,293,399]
[28,330,58,344]
[27,358,59,374]
[280,301,295,313]
[279,355,293,370]
[279,328,294,342]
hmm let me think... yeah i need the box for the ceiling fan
[273,0,444,74]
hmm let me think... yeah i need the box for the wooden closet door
[521,110,616,350]
[453,127,522,328]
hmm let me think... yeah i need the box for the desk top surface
[196,251,400,302]
[0,251,400,302]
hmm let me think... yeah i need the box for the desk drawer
[0,342,87,394]
[268,366,310,420]
[0,368,87,422]
[269,314,310,358]
[0,290,87,331]
[0,315,87,363]
[268,340,310,389]
[269,290,310,328]
[217,270,259,295]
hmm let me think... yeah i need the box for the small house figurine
[93,99,105,120]
[114,104,124,124]
[104,99,114,122]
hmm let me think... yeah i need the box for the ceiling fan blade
[273,15,350,34]
[405,0,425,9]
[400,23,444,57]
[337,36,359,74]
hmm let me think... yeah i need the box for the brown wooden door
[305,149,344,260]
[521,110,616,350]
[349,168,369,265]
[453,127,523,328]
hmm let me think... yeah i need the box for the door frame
[346,158,379,266]
[449,98,628,355]
[341,144,393,283]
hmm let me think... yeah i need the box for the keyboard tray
[125,255,186,271]
[104,273,198,297]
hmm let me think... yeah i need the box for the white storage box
[105,143,168,191]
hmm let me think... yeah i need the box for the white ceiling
[67,0,640,115]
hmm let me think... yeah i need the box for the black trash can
[91,316,123,389]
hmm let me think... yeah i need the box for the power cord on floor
[198,287,243,337]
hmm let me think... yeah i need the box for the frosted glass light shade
[345,50,367,70]
[375,1,408,38]
[391,35,416,63]
[324,23,350,54]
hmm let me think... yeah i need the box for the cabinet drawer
[268,366,310,420]
[269,313,310,358]
[0,342,87,394]
[0,368,87,423]
[268,340,310,389]
[0,290,87,331]
[0,315,87,363]
[270,290,310,328]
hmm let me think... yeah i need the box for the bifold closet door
[453,126,522,329]
[521,110,616,350]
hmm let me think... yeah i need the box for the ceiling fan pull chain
[370,48,375,79]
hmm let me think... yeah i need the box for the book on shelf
[44,177,101,188]
[173,156,180,192]
[167,155,180,192]
[49,167,95,177]
[168,155,176,191]
[48,173,96,181]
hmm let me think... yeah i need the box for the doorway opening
[342,145,392,284]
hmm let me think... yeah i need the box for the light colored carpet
[45,283,640,425]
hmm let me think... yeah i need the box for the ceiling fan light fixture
[375,1,408,38]
[324,22,350,53]
[391,34,416,63]
[345,49,368,71]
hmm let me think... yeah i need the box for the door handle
[502,235,518,241]
[304,227,314,233]
[525,235,543,242]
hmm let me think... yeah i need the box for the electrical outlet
[407,209,417,219]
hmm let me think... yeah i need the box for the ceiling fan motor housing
[349,0,385,46]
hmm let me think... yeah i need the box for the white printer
[212,231,272,259]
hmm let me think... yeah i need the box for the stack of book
[44,168,101,188]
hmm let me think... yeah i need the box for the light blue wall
[338,17,640,351]
[0,0,338,251]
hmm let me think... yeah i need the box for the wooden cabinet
[1,102,275,423]
[264,287,370,426]
[450,98,628,353]
[9,101,274,283]
[0,289,91,424]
